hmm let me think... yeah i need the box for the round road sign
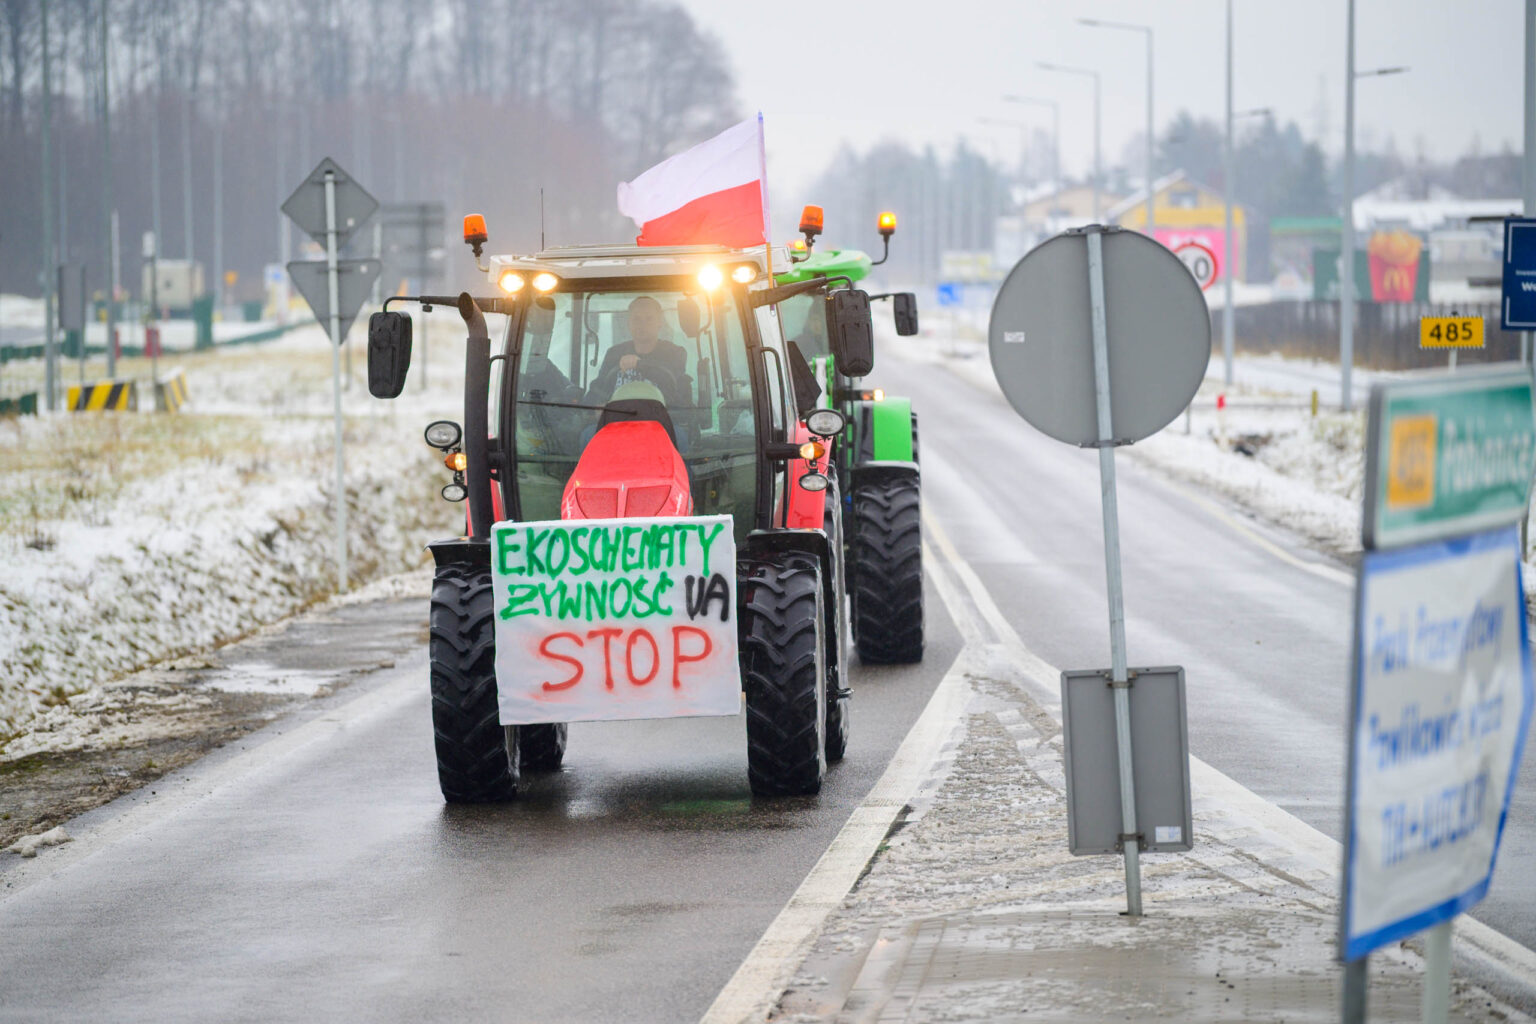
[988,228,1212,446]
[1173,240,1218,291]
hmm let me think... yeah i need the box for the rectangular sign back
[490,516,741,725]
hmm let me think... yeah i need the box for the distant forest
[0,0,739,299]
[2,1,1526,299]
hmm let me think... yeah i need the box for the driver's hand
[619,354,639,372]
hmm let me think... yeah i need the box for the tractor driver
[586,295,688,408]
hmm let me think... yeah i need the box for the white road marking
[0,663,423,904]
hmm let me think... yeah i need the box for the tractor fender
[850,460,919,491]
[428,537,491,571]
[740,529,834,608]
[852,395,914,464]
[783,422,827,531]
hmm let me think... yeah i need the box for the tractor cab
[483,245,781,544]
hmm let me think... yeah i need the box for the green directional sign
[1362,365,1536,549]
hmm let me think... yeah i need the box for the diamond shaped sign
[282,157,379,250]
[287,259,382,344]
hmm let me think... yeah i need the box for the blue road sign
[1500,217,1536,330]
[936,282,961,307]
[1341,524,1534,960]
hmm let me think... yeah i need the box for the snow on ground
[0,313,470,749]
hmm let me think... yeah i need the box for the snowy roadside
[1,316,469,752]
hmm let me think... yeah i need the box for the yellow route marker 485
[1419,315,1484,349]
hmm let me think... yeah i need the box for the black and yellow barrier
[66,379,137,412]
[155,368,189,413]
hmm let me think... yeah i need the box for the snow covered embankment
[0,330,463,746]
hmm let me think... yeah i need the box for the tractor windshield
[506,283,759,537]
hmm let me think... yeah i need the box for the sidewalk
[768,667,1535,1023]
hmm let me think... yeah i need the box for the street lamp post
[1079,19,1154,236]
[1340,0,1409,412]
[978,116,1032,185]
[1039,62,1102,223]
[1004,95,1062,214]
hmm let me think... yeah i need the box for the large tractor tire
[741,551,827,796]
[519,723,568,772]
[429,562,520,802]
[851,473,924,664]
[823,482,851,763]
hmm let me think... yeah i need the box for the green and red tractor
[365,210,921,803]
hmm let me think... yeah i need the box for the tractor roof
[487,243,790,282]
[771,248,874,285]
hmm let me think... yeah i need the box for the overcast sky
[674,0,1526,198]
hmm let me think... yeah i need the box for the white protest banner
[1343,524,1534,959]
[490,515,740,725]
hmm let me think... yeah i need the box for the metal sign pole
[1085,227,1142,916]
[1423,920,1451,1024]
[323,170,349,592]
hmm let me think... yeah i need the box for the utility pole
[1341,0,1357,411]
[1224,0,1235,386]
[41,0,57,412]
[1524,0,1534,365]
[1004,95,1062,218]
[101,0,116,377]
[181,88,193,263]
[1078,20,1155,234]
[1039,62,1102,222]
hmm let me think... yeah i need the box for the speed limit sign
[1173,241,1218,291]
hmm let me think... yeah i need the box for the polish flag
[617,114,769,248]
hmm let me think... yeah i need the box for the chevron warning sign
[155,368,189,412]
[66,379,136,412]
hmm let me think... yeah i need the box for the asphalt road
[0,588,960,1022]
[876,348,1536,954]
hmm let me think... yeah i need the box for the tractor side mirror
[367,311,413,398]
[893,292,919,336]
[677,297,702,338]
[826,289,874,377]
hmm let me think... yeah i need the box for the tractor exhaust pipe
[457,292,495,541]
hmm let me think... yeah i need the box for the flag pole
[757,112,774,282]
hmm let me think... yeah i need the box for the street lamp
[1038,61,1102,223]
[978,116,1032,184]
[1003,95,1061,212]
[1079,19,1154,236]
[1222,94,1272,389]
[1340,0,1409,412]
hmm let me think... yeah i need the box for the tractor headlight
[697,265,724,291]
[424,420,463,449]
[798,471,829,492]
[497,271,524,294]
[531,272,560,292]
[731,264,759,284]
[441,482,468,502]
[804,408,846,437]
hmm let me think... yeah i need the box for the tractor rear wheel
[519,723,568,771]
[823,483,851,763]
[429,562,520,802]
[851,473,924,664]
[741,551,827,796]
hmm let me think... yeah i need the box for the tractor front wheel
[851,473,924,664]
[429,562,520,802]
[741,552,827,796]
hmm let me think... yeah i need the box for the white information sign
[490,515,741,725]
[1343,525,1534,959]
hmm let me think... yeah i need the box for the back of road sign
[1501,217,1536,331]
[287,259,382,343]
[282,157,379,251]
[1061,667,1193,856]
[988,229,1211,446]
